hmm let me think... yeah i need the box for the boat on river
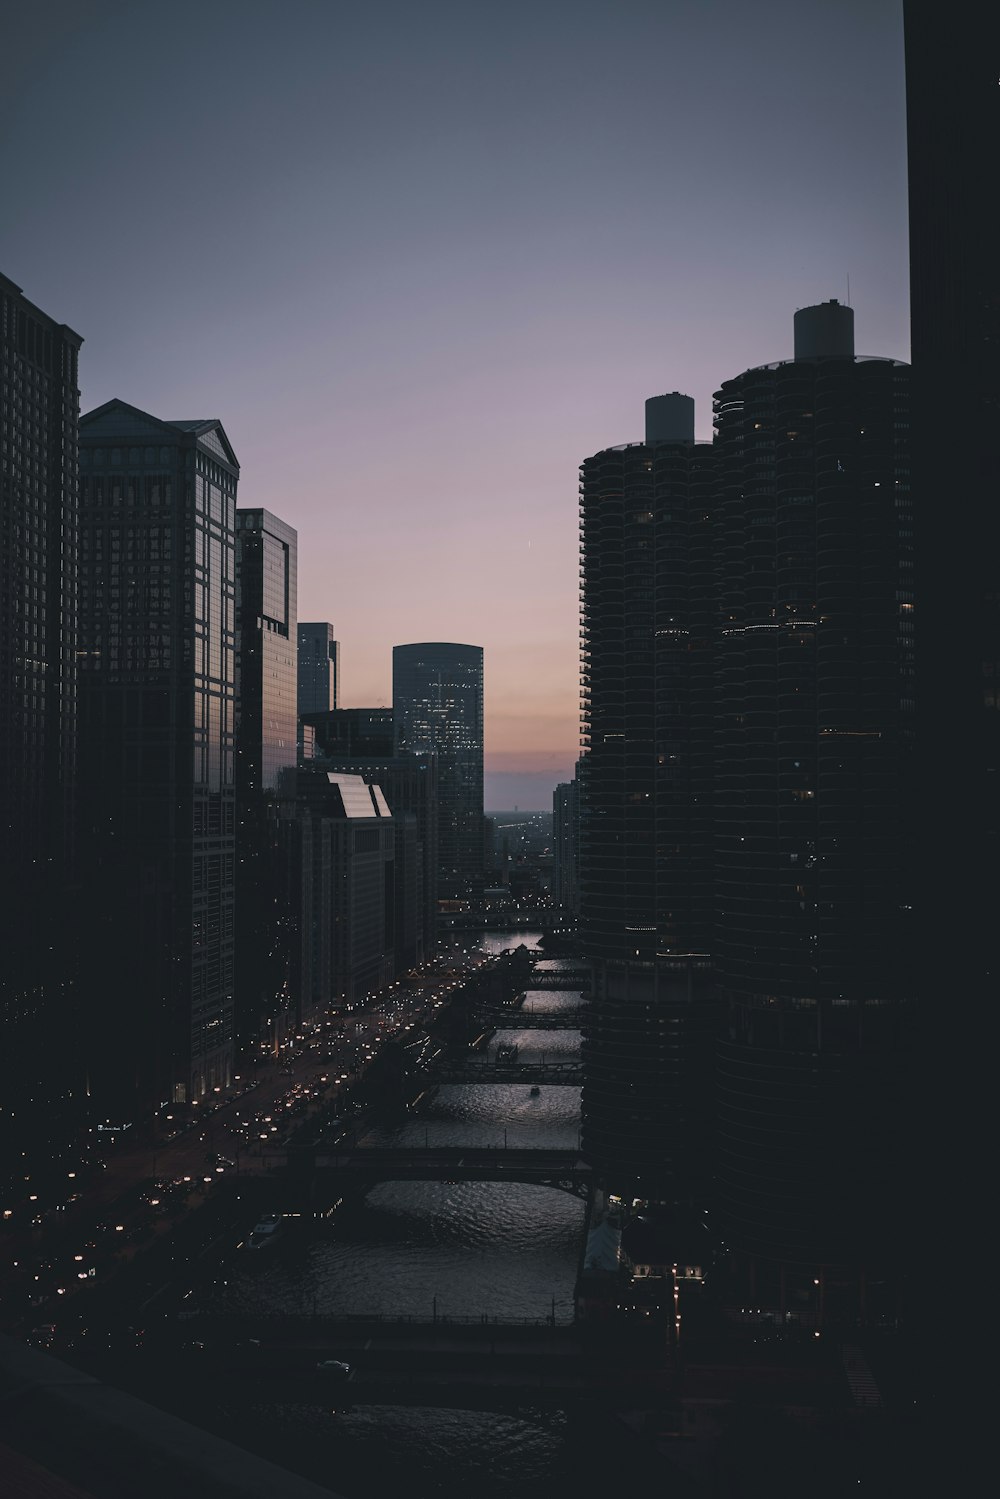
[245,1212,283,1251]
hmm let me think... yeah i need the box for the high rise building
[0,272,83,1188]
[295,769,395,1010]
[579,313,914,1320]
[578,394,716,1201]
[77,400,239,1114]
[552,768,581,917]
[303,707,439,965]
[297,621,339,714]
[235,508,298,1048]
[711,305,914,1316]
[393,642,484,891]
[905,3,997,1130]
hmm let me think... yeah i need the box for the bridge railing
[188,1309,575,1331]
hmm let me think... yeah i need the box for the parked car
[316,1359,352,1379]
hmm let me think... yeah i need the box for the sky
[2,0,909,809]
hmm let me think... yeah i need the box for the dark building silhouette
[304,707,438,966]
[711,306,914,1316]
[77,401,239,1114]
[295,769,395,1011]
[235,508,298,1048]
[579,312,915,1321]
[393,642,484,891]
[905,3,997,1186]
[578,393,716,1200]
[0,272,83,1188]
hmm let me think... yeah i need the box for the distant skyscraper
[578,393,716,1201]
[393,642,484,889]
[0,271,83,1189]
[298,621,340,714]
[77,401,239,1113]
[237,510,298,793]
[235,508,298,1047]
[552,768,581,916]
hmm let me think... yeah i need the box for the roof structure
[80,400,239,469]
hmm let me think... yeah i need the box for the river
[185,934,612,1498]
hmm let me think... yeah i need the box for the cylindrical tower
[793,298,855,360]
[578,406,717,1201]
[645,391,695,444]
[712,320,914,1316]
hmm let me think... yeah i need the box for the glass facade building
[77,401,239,1114]
[0,272,83,1189]
[237,510,298,794]
[393,642,484,889]
[235,508,298,1046]
[298,621,339,715]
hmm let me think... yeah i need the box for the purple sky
[3,0,909,809]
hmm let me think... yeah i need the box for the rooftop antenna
[846,272,851,307]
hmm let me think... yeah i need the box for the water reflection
[195,931,592,1496]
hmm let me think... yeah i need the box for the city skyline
[3,0,909,808]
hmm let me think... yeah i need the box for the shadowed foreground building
[0,272,83,1188]
[304,707,438,968]
[295,769,395,1012]
[711,303,914,1319]
[578,392,717,1203]
[579,313,915,1321]
[77,400,239,1115]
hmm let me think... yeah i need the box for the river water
[189,935,608,1498]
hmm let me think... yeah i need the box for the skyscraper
[235,508,298,1047]
[904,3,995,1303]
[905,1,997,1116]
[579,311,914,1321]
[304,706,439,964]
[77,401,239,1114]
[297,621,340,714]
[711,305,914,1315]
[0,272,83,1189]
[295,769,395,1010]
[578,394,716,1201]
[552,771,580,917]
[393,642,484,890]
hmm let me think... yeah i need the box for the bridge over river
[479,1005,587,1028]
[523,967,590,988]
[430,1059,582,1084]
[266,1145,592,1201]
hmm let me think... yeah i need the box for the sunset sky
[3,0,909,808]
